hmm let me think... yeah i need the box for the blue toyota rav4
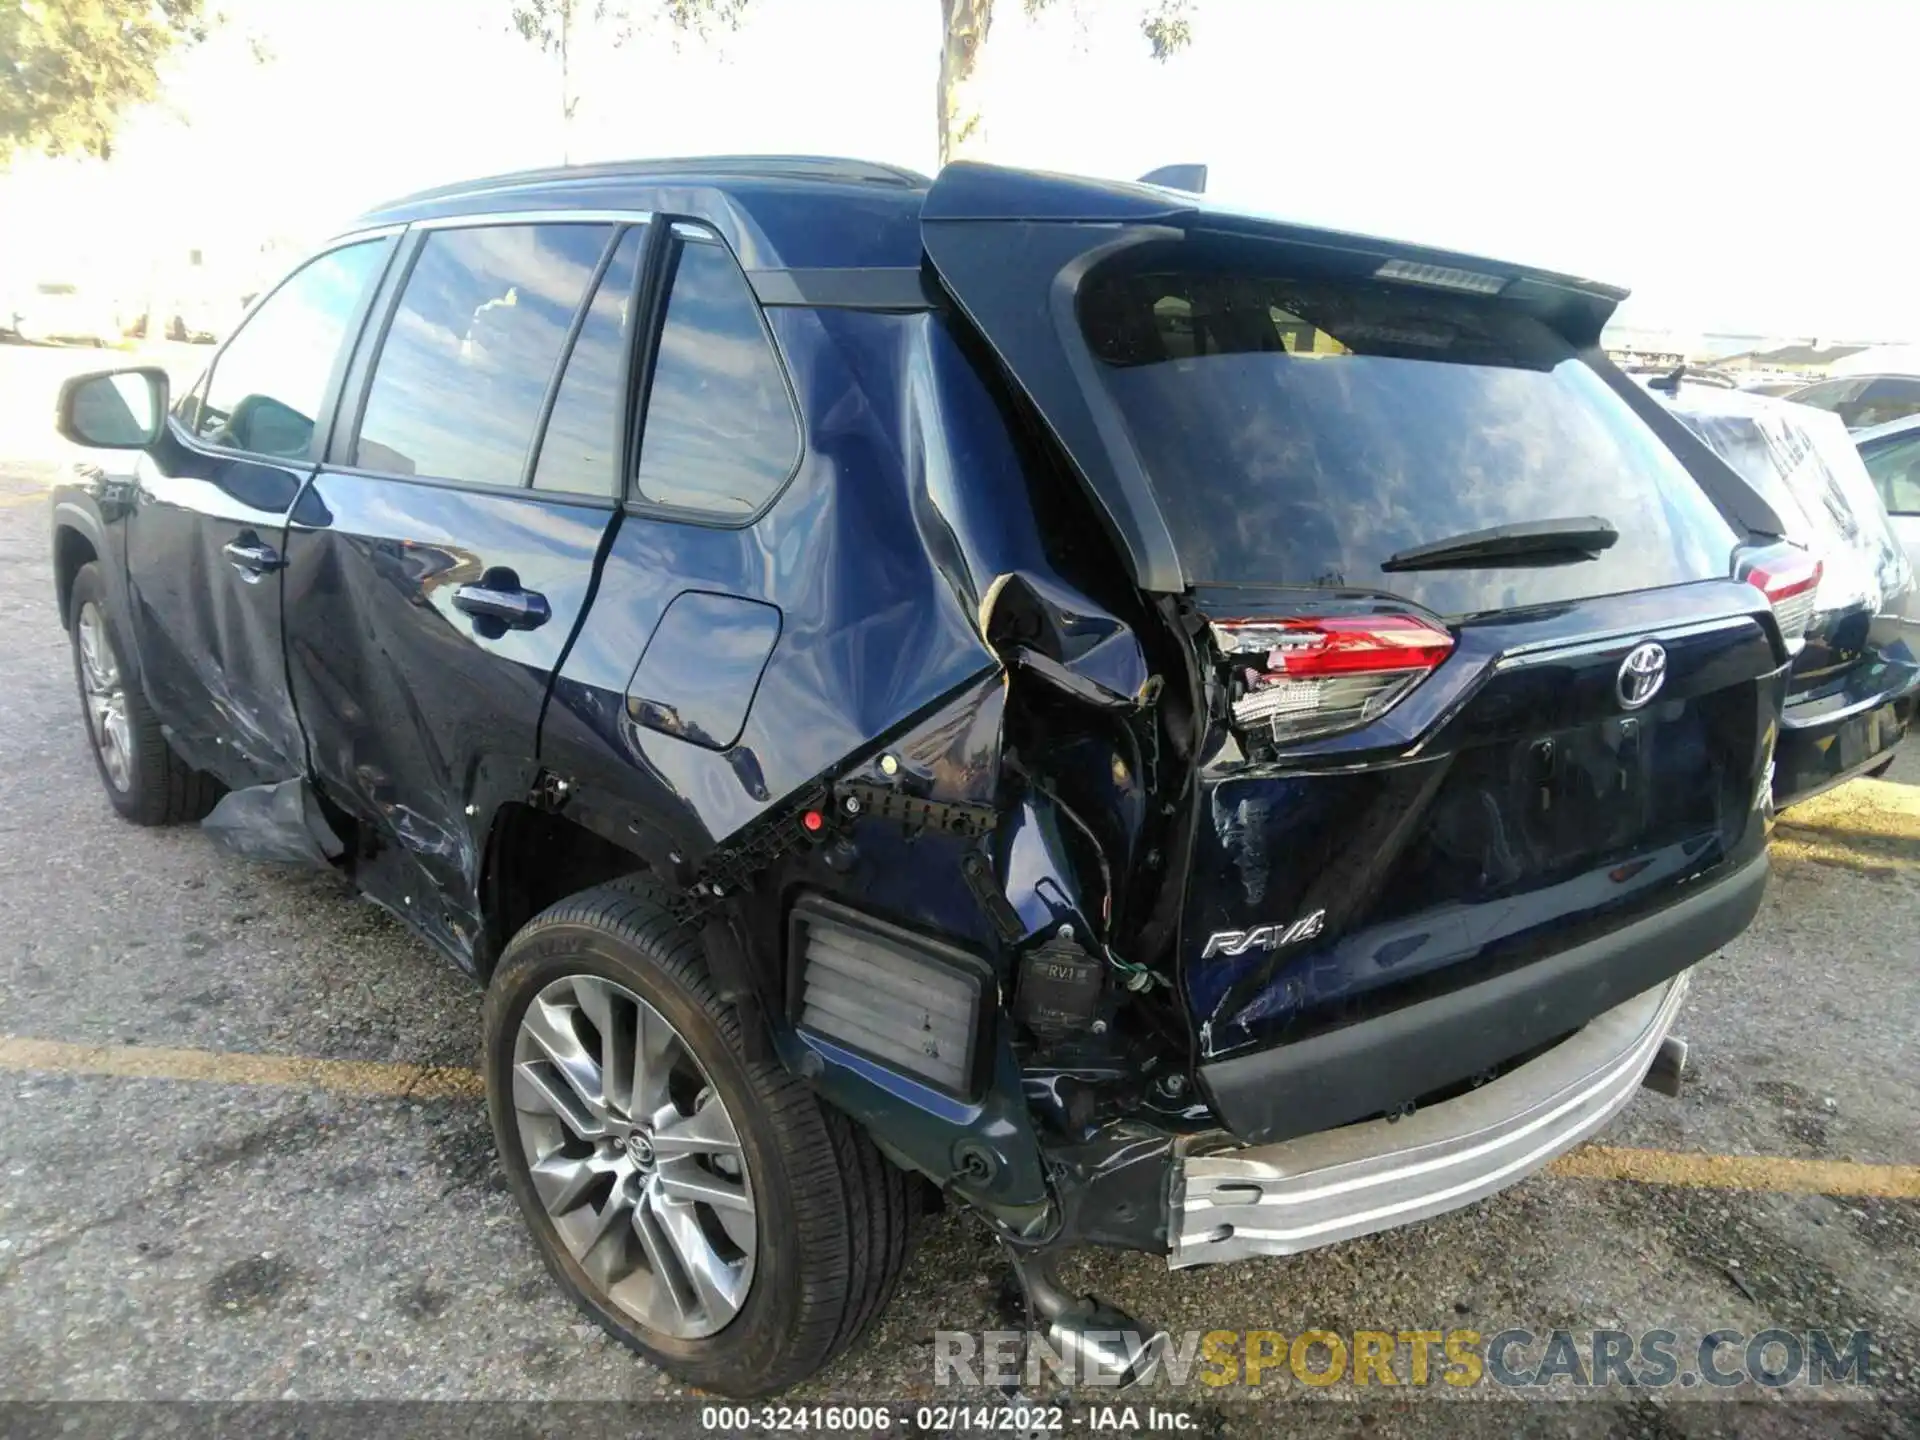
[53,158,1806,1394]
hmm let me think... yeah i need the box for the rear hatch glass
[1078,268,1738,616]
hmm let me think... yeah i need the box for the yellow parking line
[1548,1145,1920,1198]
[0,491,49,508]
[0,1034,482,1099]
[5,1033,1918,1199]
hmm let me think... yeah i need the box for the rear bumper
[1196,848,1767,1146]
[1172,970,1689,1267]
[1774,658,1919,808]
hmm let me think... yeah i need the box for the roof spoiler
[1138,164,1207,194]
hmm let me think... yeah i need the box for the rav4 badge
[1202,908,1326,959]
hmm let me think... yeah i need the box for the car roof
[1792,373,1920,391]
[1637,375,1803,420]
[347,155,1631,314]
[1854,412,1920,446]
[348,155,937,272]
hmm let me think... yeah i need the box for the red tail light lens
[1742,551,1822,646]
[1212,614,1455,743]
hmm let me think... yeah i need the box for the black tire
[67,562,220,825]
[483,877,916,1396]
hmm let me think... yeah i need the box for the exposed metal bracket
[666,787,833,926]
[528,770,573,812]
[835,779,997,838]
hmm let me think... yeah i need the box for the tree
[509,0,749,162]
[940,0,1195,164]
[0,0,210,167]
[507,0,1195,170]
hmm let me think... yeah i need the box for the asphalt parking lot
[1,341,1917,1435]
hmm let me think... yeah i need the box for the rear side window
[1794,376,1920,431]
[1078,268,1738,614]
[356,223,612,485]
[187,240,386,460]
[1856,378,1920,431]
[532,227,645,496]
[1864,434,1920,514]
[633,233,799,517]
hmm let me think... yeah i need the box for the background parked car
[1739,376,1812,398]
[1856,413,1920,583]
[6,282,119,346]
[120,310,198,343]
[1785,372,1920,431]
[1647,379,1918,804]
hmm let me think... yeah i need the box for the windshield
[1078,269,1738,615]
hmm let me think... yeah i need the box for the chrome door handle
[222,538,283,574]
[452,583,551,630]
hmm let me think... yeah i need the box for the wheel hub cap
[510,975,756,1340]
[76,601,131,793]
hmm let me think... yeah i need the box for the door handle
[452,582,551,630]
[222,537,283,575]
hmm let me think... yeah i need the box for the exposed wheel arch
[53,525,98,633]
[477,801,650,979]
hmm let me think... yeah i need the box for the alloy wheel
[510,974,756,1339]
[76,601,132,793]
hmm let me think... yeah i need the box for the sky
[3,0,1916,341]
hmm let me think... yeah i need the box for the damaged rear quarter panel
[541,305,1053,865]
[540,303,1154,1210]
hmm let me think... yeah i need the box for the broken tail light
[1213,614,1455,744]
[1740,549,1823,650]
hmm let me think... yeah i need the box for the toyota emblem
[1617,642,1668,710]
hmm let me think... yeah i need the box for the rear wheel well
[479,802,647,977]
[54,527,98,628]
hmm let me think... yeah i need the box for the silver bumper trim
[1171,972,1689,1268]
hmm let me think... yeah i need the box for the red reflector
[802,810,824,833]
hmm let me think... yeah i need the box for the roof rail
[365,155,930,214]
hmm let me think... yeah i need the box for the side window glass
[188,241,386,460]
[532,227,645,496]
[633,233,799,517]
[1864,436,1920,514]
[1851,379,1920,432]
[356,223,611,485]
[1793,377,1863,411]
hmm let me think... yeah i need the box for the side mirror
[55,367,170,450]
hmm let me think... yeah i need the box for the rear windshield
[1079,270,1738,615]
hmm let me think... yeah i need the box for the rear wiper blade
[1381,516,1619,572]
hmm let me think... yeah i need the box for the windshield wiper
[1382,516,1619,572]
